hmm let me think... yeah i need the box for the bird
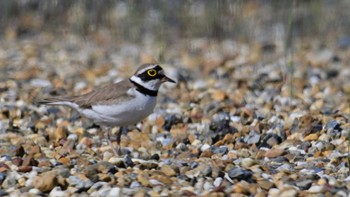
[38,63,176,155]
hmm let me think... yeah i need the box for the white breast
[79,91,157,127]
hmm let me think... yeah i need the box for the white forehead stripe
[136,64,159,74]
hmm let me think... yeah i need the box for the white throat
[130,75,161,91]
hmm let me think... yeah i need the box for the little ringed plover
[38,63,176,155]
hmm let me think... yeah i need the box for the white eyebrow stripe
[136,64,159,74]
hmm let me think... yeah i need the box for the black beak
[162,75,176,83]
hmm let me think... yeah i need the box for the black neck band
[129,79,158,96]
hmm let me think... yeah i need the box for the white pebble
[200,144,210,151]
[213,177,222,187]
[49,187,69,197]
[29,188,41,195]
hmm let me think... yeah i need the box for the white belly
[79,94,157,127]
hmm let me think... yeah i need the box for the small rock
[265,149,285,158]
[12,157,23,166]
[38,160,52,168]
[15,146,25,157]
[203,181,214,191]
[28,145,41,156]
[307,185,324,193]
[58,157,70,165]
[18,166,32,172]
[88,181,109,193]
[108,187,121,197]
[150,154,160,161]
[213,177,223,187]
[30,78,52,88]
[22,155,38,167]
[296,180,313,190]
[67,175,93,190]
[124,155,134,168]
[227,167,253,182]
[211,90,227,101]
[240,158,256,168]
[245,130,261,144]
[49,187,69,197]
[304,133,319,141]
[276,164,293,172]
[130,181,142,188]
[259,133,282,148]
[29,188,42,195]
[257,179,274,190]
[0,172,7,183]
[0,166,8,173]
[0,163,10,172]
[160,165,177,177]
[163,114,183,131]
[32,171,57,192]
[137,173,152,187]
[325,120,340,130]
[278,187,298,196]
[103,151,113,161]
[211,146,228,155]
[0,190,7,196]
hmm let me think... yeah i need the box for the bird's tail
[35,96,76,106]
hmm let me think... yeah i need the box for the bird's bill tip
[163,75,176,83]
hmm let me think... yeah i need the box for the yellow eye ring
[147,69,157,77]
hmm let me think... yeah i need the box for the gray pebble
[227,167,253,182]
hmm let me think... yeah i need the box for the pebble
[32,171,58,192]
[108,187,121,197]
[227,167,253,182]
[49,187,69,197]
[265,149,285,158]
[67,175,93,190]
[245,130,260,144]
[160,165,177,177]
[307,185,324,193]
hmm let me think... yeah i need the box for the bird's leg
[116,127,123,145]
[106,127,119,156]
[115,126,125,155]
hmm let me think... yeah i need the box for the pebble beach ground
[0,32,349,196]
[1,1,350,195]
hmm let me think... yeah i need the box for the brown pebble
[0,166,8,172]
[152,174,173,185]
[28,145,41,156]
[12,157,23,166]
[58,157,71,165]
[38,160,52,168]
[137,173,152,187]
[232,181,251,194]
[200,150,214,158]
[98,173,112,182]
[211,90,227,101]
[304,133,319,141]
[18,166,32,172]
[15,146,25,157]
[257,179,275,190]
[155,116,165,127]
[256,149,266,159]
[265,149,285,158]
[54,126,68,141]
[33,172,58,192]
[22,155,38,167]
[160,165,177,177]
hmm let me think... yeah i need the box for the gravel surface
[0,32,350,196]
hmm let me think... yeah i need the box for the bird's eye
[147,69,157,77]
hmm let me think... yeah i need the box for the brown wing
[38,80,135,109]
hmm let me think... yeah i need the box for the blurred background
[1,0,350,56]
